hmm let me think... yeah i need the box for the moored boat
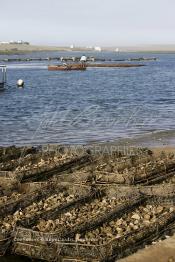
[48,64,86,71]
[0,82,5,89]
[48,63,144,71]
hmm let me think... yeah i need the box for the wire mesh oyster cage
[0,182,71,219]
[93,154,175,186]
[20,154,92,183]
[0,171,23,195]
[0,146,38,164]
[11,189,145,260]
[12,205,175,261]
[17,185,99,229]
[139,184,175,196]
[0,228,14,256]
[13,191,175,261]
[0,145,92,185]
[139,184,175,205]
[13,241,59,261]
[0,184,96,257]
[138,183,175,199]
[50,155,175,186]
[15,185,143,236]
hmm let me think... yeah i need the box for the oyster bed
[0,146,175,261]
[13,199,175,261]
[78,204,174,245]
[0,146,38,165]
[0,192,21,206]
[88,153,175,185]
[0,191,78,232]
[0,183,95,232]
[0,145,91,185]
[48,149,175,186]
[34,196,126,234]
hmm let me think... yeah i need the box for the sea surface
[0,51,175,146]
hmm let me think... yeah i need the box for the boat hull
[48,65,86,71]
[48,63,145,71]
[0,82,5,89]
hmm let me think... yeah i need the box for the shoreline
[1,129,175,149]
[1,44,175,55]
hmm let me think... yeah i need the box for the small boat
[0,82,5,89]
[48,64,86,71]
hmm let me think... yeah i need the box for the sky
[0,0,175,46]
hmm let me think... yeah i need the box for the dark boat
[0,82,5,89]
[48,64,86,71]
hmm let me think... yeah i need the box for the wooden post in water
[0,65,7,89]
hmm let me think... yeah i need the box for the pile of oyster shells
[34,196,123,233]
[0,192,22,205]
[77,205,174,245]
[0,192,76,232]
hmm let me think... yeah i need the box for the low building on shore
[9,40,30,45]
[94,46,102,52]
[0,40,30,45]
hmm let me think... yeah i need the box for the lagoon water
[0,51,175,146]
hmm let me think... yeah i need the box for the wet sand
[119,234,175,262]
[85,130,175,158]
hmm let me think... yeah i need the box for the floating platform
[87,63,145,68]
[0,56,157,63]
[128,57,157,61]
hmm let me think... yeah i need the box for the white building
[9,40,30,45]
[0,41,10,44]
[0,40,29,45]
[94,46,102,52]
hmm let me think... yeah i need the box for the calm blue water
[0,51,175,146]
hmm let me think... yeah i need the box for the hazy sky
[0,0,175,46]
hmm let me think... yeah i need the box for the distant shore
[1,44,175,55]
[0,44,93,55]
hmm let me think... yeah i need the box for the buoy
[17,79,24,87]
